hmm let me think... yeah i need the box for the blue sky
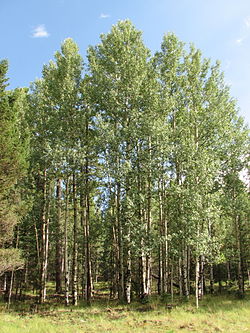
[1,0,250,125]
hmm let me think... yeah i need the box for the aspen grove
[0,20,249,309]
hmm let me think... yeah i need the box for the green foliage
[1,20,249,305]
[0,60,29,277]
[0,248,24,275]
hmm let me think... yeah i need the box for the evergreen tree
[0,60,29,276]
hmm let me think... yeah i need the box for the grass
[0,292,249,332]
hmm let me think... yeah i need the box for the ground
[0,289,250,332]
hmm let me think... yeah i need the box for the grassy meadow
[0,288,250,333]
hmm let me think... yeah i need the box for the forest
[0,20,249,325]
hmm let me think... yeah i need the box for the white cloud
[32,25,50,38]
[100,13,110,19]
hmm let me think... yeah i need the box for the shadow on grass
[1,288,249,319]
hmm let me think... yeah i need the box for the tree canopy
[0,21,249,308]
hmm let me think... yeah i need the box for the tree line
[0,20,249,309]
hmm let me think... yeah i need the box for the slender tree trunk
[72,172,78,306]
[196,255,204,302]
[187,247,191,294]
[124,141,132,304]
[196,255,204,300]
[137,142,145,298]
[200,254,205,296]
[64,177,70,306]
[3,273,7,293]
[34,221,40,268]
[7,227,20,308]
[109,183,119,298]
[195,255,200,309]
[235,215,244,296]
[81,116,93,305]
[145,137,152,296]
[176,155,183,300]
[111,222,119,298]
[137,143,150,298]
[39,169,50,304]
[170,263,174,302]
[140,245,147,297]
[227,262,231,282]
[158,245,162,295]
[7,271,14,309]
[125,226,131,304]
[139,211,151,298]
[82,160,93,305]
[178,257,183,297]
[124,187,132,304]
[116,182,124,302]
[145,234,151,295]
[183,245,189,299]
[194,124,201,308]
[158,174,168,295]
[210,264,214,294]
[55,178,63,294]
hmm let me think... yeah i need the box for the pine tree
[0,60,29,277]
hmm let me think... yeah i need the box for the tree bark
[210,264,214,294]
[125,237,131,304]
[227,261,231,282]
[124,141,132,304]
[170,263,174,302]
[72,172,78,306]
[82,160,93,305]
[196,255,204,301]
[111,222,119,298]
[39,169,50,304]
[55,178,63,294]
[7,227,20,308]
[178,257,183,297]
[183,245,189,298]
[158,173,168,295]
[64,177,70,306]
[195,255,200,309]
[145,137,152,296]
[116,182,124,302]
[235,215,244,296]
